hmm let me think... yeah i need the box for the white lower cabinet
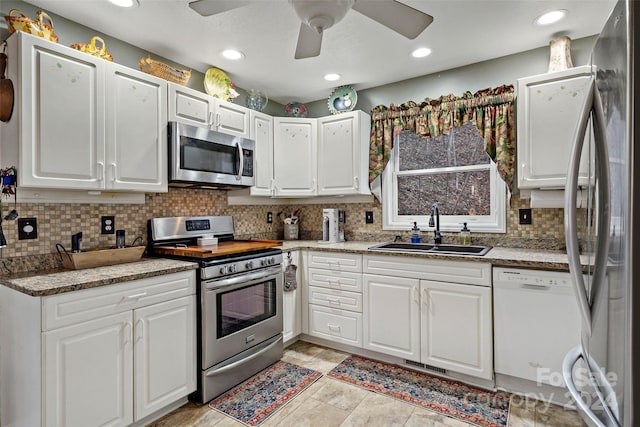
[282,251,303,343]
[362,254,493,380]
[362,274,420,360]
[309,304,362,346]
[420,280,493,380]
[0,269,196,427]
[44,311,134,427]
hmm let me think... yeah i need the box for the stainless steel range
[148,216,283,403]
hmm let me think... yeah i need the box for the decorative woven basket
[4,9,59,43]
[138,55,191,85]
[70,36,113,61]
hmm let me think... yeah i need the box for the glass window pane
[397,170,491,216]
[398,122,490,171]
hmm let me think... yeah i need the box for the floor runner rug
[208,360,322,426]
[327,355,510,427]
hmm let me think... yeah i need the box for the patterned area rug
[208,361,322,426]
[327,355,510,427]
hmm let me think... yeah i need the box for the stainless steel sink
[368,242,491,256]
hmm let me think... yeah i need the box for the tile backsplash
[0,188,571,264]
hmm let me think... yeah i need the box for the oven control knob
[219,266,228,274]
[268,257,275,265]
[245,261,253,269]
[229,264,237,273]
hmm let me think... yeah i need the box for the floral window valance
[368,85,516,195]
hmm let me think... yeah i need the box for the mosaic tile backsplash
[0,187,573,272]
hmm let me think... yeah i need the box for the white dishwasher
[493,268,582,390]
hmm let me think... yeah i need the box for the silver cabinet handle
[564,77,610,336]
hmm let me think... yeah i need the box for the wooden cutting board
[152,240,282,259]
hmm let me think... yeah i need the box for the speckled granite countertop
[279,240,588,272]
[0,258,198,297]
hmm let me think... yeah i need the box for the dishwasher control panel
[494,269,572,287]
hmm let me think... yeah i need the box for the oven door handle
[204,335,282,377]
[204,266,281,291]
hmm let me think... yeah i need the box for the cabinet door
[250,111,274,196]
[420,281,493,380]
[213,98,250,138]
[134,296,196,420]
[517,66,593,189]
[283,251,302,343]
[273,117,317,196]
[309,304,362,346]
[317,111,370,195]
[43,311,133,427]
[363,274,420,360]
[17,33,106,190]
[106,63,168,192]
[168,82,214,128]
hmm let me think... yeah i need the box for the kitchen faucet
[428,203,442,244]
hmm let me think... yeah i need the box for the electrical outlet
[519,208,532,225]
[101,216,115,234]
[267,212,273,224]
[365,211,374,224]
[18,218,38,240]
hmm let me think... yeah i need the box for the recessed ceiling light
[221,49,244,60]
[411,47,432,58]
[535,10,567,26]
[109,0,138,7]
[324,73,341,81]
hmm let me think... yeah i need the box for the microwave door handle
[565,78,594,336]
[235,141,243,181]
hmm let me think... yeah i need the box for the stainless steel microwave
[168,121,255,188]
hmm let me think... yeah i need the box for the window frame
[381,132,507,233]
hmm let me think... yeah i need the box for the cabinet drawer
[43,270,195,331]
[307,268,362,292]
[308,304,362,347]
[308,251,362,272]
[363,255,491,286]
[308,286,362,312]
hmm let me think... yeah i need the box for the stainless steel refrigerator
[562,1,639,426]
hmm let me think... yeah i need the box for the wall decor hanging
[328,85,357,114]
[285,102,308,117]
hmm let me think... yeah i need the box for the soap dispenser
[411,222,421,243]
[459,223,471,245]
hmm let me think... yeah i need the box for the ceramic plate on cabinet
[327,85,357,114]
[204,67,232,101]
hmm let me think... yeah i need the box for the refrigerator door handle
[564,78,611,337]
[562,346,606,427]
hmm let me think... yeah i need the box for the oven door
[169,121,254,187]
[201,264,282,369]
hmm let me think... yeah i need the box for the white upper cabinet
[213,98,251,138]
[317,111,371,196]
[273,117,318,196]
[250,110,274,196]
[517,65,593,189]
[107,63,167,192]
[168,83,214,128]
[1,32,167,192]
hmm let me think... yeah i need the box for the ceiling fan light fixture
[324,73,341,81]
[290,0,355,32]
[534,10,567,26]
[221,49,245,60]
[411,47,432,58]
[109,0,139,7]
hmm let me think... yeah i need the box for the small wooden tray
[58,246,145,270]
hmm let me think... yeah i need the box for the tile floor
[149,341,586,427]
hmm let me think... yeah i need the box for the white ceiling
[22,0,615,105]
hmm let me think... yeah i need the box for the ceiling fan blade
[188,0,252,16]
[294,23,323,59]
[352,0,433,39]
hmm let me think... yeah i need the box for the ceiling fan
[188,0,434,59]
